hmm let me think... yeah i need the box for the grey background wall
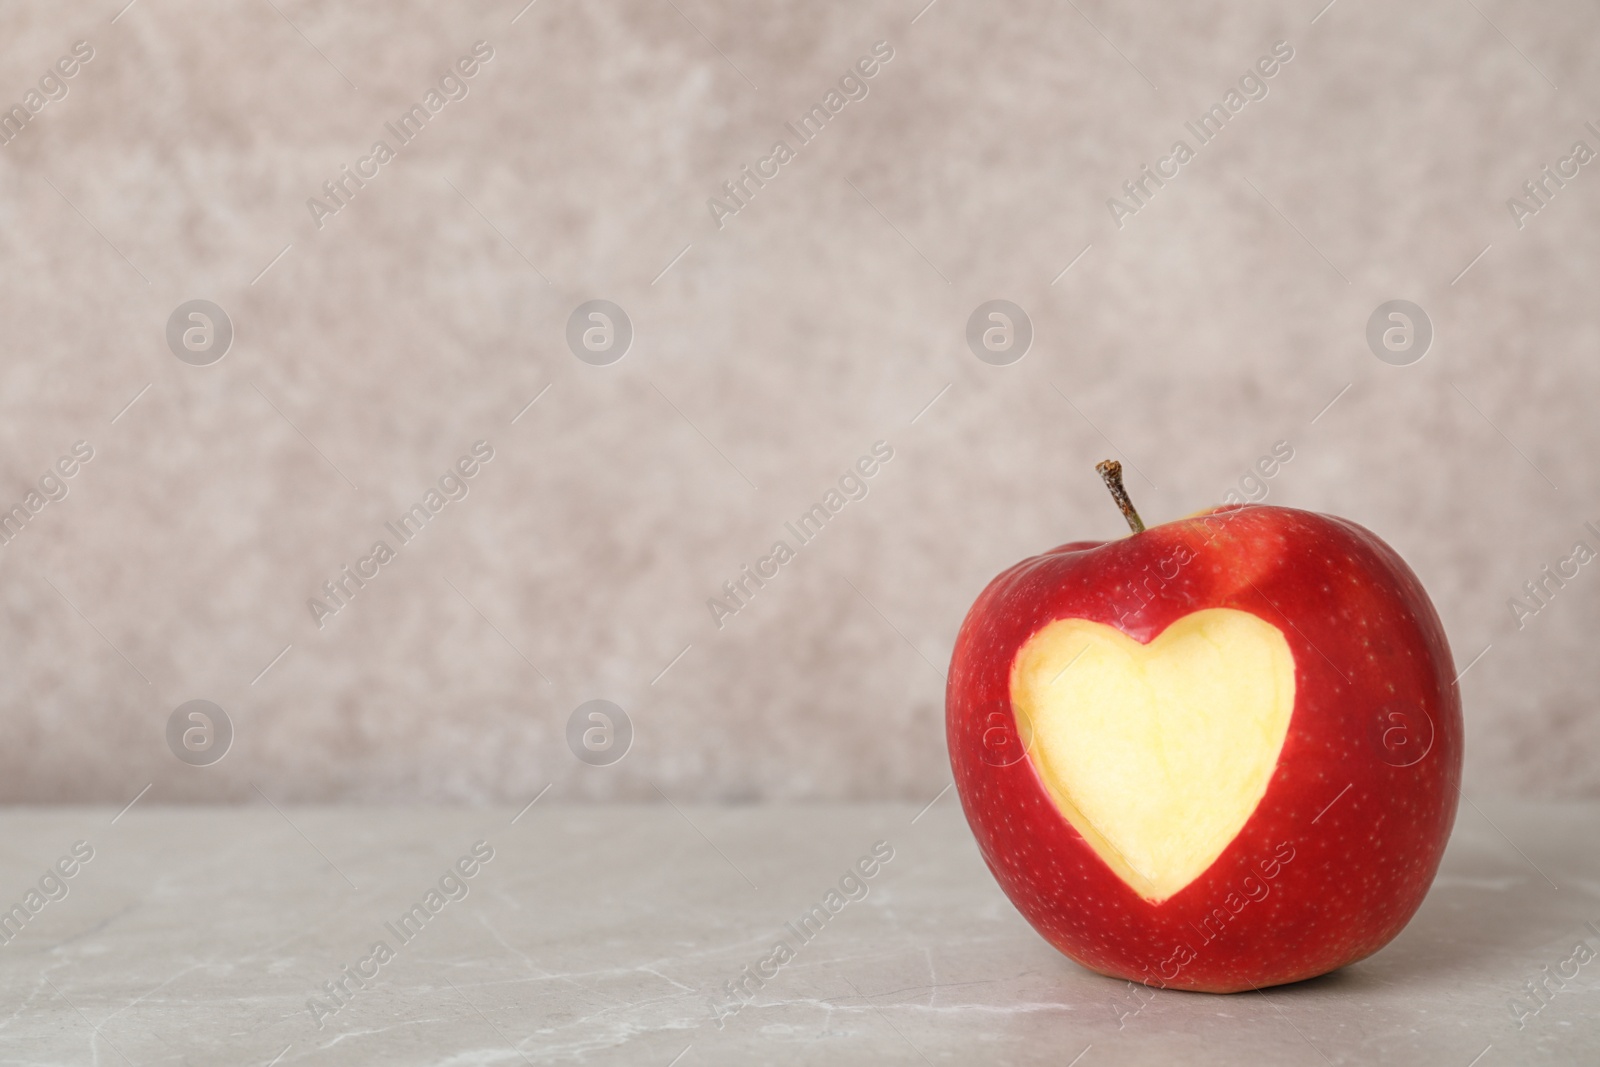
[0,0,1596,804]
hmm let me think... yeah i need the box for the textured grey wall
[1,0,1596,803]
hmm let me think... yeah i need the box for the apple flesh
[1012,607,1297,903]
[946,502,1462,993]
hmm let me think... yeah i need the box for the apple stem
[1096,460,1145,535]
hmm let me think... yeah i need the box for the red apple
[946,462,1462,993]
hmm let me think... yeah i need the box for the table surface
[0,799,1594,1066]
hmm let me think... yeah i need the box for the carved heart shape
[1010,608,1295,902]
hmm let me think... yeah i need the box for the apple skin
[946,504,1462,993]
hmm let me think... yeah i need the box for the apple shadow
[1263,854,1584,996]
[1100,857,1585,1003]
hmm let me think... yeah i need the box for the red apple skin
[946,504,1462,993]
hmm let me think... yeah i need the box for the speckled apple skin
[946,505,1462,993]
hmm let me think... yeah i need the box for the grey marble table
[0,799,1594,1065]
